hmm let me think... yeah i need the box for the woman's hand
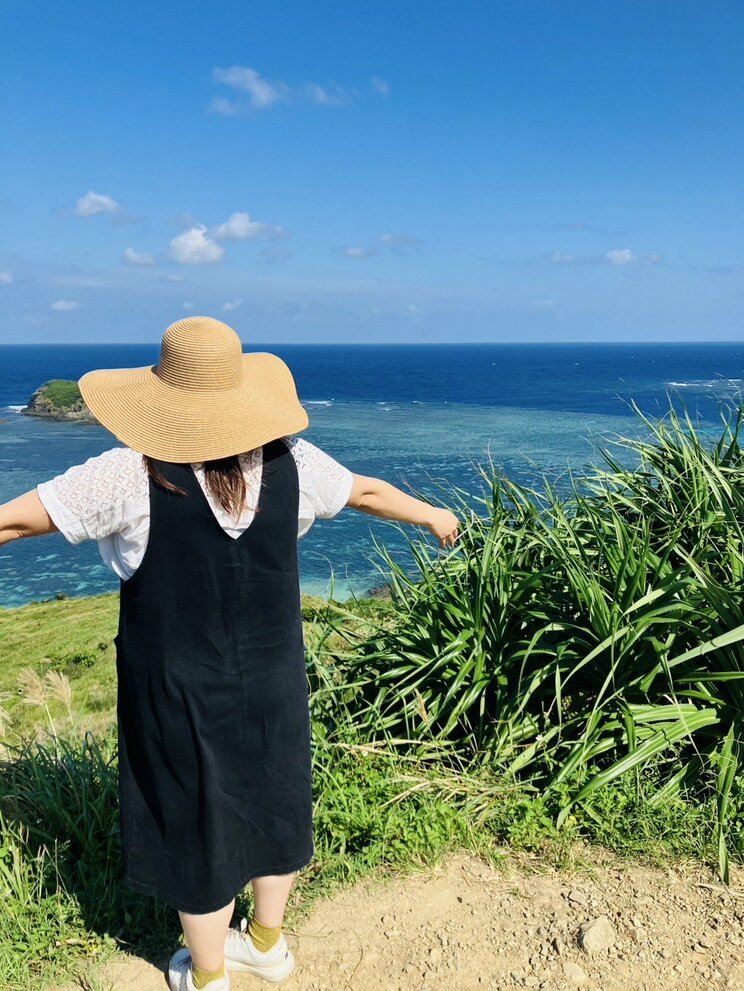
[426,507,460,549]
[345,475,460,548]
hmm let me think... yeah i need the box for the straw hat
[78,316,310,462]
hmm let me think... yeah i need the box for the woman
[0,317,460,991]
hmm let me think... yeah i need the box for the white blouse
[36,436,354,581]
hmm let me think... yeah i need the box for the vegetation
[39,380,83,410]
[332,403,744,880]
[0,401,742,989]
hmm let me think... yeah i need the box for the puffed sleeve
[284,436,354,536]
[36,446,148,544]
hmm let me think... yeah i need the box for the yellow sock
[191,963,225,989]
[247,915,282,953]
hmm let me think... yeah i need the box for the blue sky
[1,1,743,343]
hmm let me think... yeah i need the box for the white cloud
[533,299,556,308]
[162,273,184,283]
[208,96,242,117]
[213,66,287,108]
[333,232,421,260]
[122,247,155,267]
[75,191,119,217]
[371,76,391,98]
[222,299,244,312]
[305,83,333,106]
[0,271,13,284]
[378,232,422,251]
[303,82,353,107]
[606,248,636,266]
[168,225,225,265]
[212,211,285,241]
[51,299,80,311]
[543,247,657,268]
[212,65,355,112]
[333,245,379,259]
[182,301,195,311]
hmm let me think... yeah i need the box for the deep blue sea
[1,342,743,608]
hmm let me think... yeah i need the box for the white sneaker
[224,917,295,982]
[168,947,230,991]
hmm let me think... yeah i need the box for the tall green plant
[331,402,744,877]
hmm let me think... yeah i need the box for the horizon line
[1,339,743,348]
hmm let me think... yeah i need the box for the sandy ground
[58,848,744,991]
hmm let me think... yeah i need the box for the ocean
[1,342,743,609]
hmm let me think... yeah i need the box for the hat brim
[79,352,310,462]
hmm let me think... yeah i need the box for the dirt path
[64,849,744,991]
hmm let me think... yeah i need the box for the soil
[58,848,744,991]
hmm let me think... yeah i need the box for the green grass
[0,591,357,740]
[0,594,119,739]
[321,402,744,876]
[0,729,721,991]
[1,400,743,989]
[42,380,83,410]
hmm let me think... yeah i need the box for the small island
[21,379,99,423]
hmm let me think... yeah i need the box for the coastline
[4,345,744,609]
[0,580,393,614]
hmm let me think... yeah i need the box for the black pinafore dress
[113,438,315,914]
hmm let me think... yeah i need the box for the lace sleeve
[284,436,354,520]
[36,446,149,544]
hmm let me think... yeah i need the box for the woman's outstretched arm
[0,490,58,545]
[345,473,460,548]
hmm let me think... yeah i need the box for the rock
[21,380,98,423]
[365,582,393,599]
[578,916,616,956]
[562,962,589,985]
[568,890,588,906]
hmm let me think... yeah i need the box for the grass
[41,381,83,410]
[0,595,119,739]
[0,400,742,988]
[0,729,720,990]
[0,591,357,740]
[333,402,744,879]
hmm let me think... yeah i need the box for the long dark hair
[143,452,260,521]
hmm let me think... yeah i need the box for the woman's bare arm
[345,472,460,548]
[0,490,58,545]
[2,476,460,548]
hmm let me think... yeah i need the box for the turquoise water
[1,343,743,607]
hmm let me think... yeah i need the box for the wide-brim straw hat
[78,316,310,462]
